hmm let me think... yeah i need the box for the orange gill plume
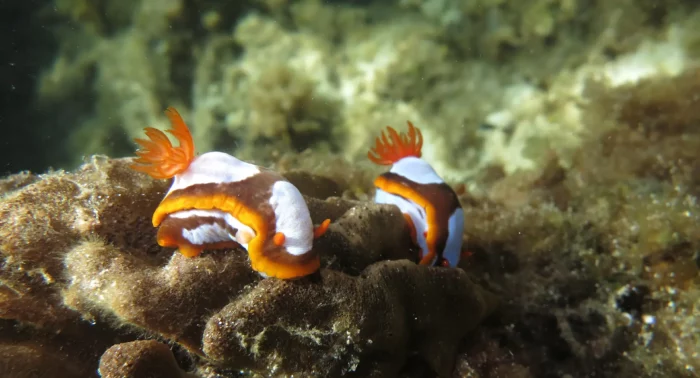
[367,121,424,165]
[130,107,196,179]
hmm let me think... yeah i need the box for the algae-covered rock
[0,157,496,377]
[99,340,192,378]
[0,172,38,197]
[203,260,495,377]
[446,67,700,378]
[0,341,94,378]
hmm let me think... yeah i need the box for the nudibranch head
[368,122,464,268]
[131,107,330,279]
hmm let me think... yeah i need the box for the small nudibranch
[367,121,464,267]
[130,107,331,279]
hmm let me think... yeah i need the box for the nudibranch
[367,122,464,267]
[130,107,330,279]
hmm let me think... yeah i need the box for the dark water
[1,0,60,174]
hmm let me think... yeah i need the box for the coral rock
[0,157,496,377]
[203,260,497,377]
[62,239,259,352]
[0,341,94,378]
[308,197,420,274]
[99,340,189,378]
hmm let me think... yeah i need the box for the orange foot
[178,244,203,258]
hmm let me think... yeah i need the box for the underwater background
[1,0,699,377]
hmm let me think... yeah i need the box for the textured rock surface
[447,69,700,378]
[203,260,495,377]
[99,340,191,378]
[0,157,496,377]
[0,341,92,378]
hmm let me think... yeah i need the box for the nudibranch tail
[367,121,423,165]
[130,107,195,179]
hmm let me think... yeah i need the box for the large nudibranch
[130,107,330,279]
[368,122,464,267]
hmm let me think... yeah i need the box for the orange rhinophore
[130,107,195,180]
[367,121,423,165]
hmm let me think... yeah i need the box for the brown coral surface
[0,157,496,377]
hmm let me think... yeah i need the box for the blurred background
[1,0,698,179]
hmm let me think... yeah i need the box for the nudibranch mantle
[368,122,465,267]
[131,107,329,279]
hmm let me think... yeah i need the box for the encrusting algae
[0,154,496,377]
